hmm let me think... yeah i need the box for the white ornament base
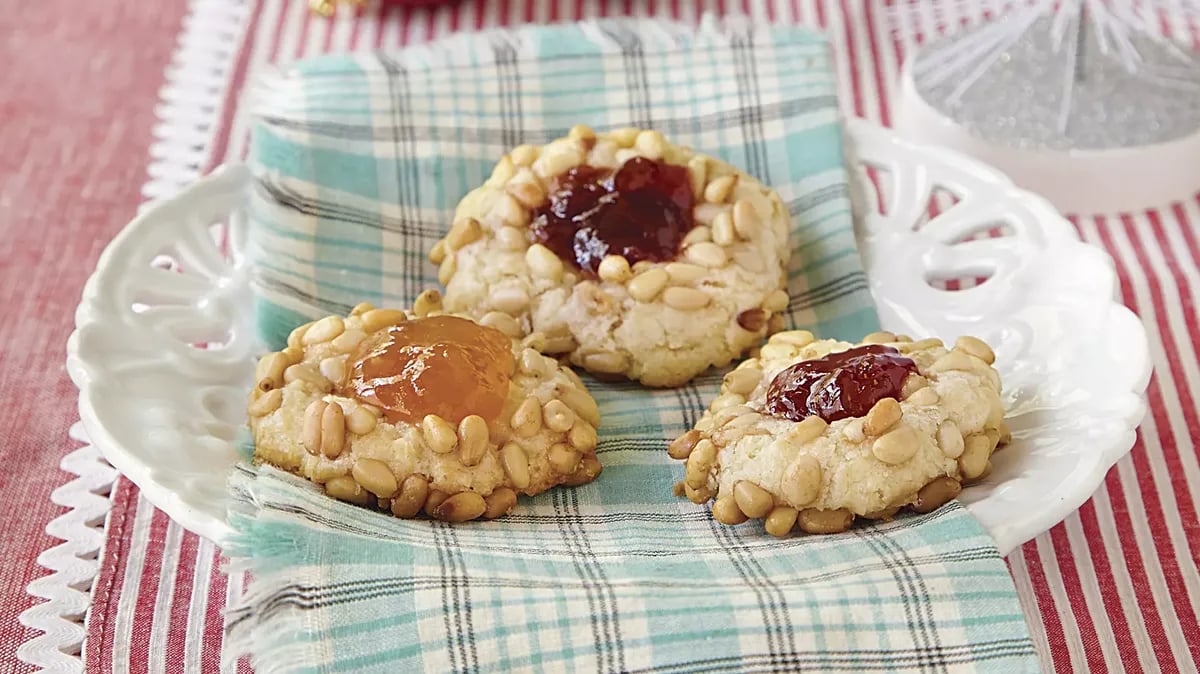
[894,59,1200,215]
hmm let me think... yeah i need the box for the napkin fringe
[223,572,314,674]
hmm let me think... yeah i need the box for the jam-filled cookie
[246,291,602,522]
[668,331,1008,536]
[432,125,792,388]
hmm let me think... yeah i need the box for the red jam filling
[530,157,694,274]
[764,345,918,423]
[344,316,514,426]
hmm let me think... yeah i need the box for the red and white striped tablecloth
[17,0,1200,672]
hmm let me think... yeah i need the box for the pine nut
[320,402,346,459]
[588,139,618,167]
[687,155,707,198]
[759,344,797,361]
[255,352,290,391]
[494,193,531,228]
[510,144,539,166]
[412,289,443,317]
[614,148,638,165]
[510,397,542,438]
[351,458,397,498]
[597,255,632,283]
[562,454,603,486]
[496,225,527,251]
[685,482,714,504]
[900,374,927,399]
[248,388,283,417]
[736,308,767,332]
[662,286,711,311]
[423,490,449,517]
[287,321,313,349]
[541,399,576,433]
[733,481,774,518]
[346,406,377,435]
[507,180,546,210]
[284,363,331,392]
[896,337,944,353]
[673,480,687,497]
[533,145,582,179]
[280,345,303,364]
[704,174,737,203]
[525,243,563,281]
[543,333,577,354]
[423,414,458,454]
[319,356,347,385]
[331,329,367,354]
[608,127,639,147]
[894,334,913,342]
[955,335,995,364]
[682,225,712,246]
[685,439,717,489]
[484,487,518,519]
[723,367,762,396]
[446,217,483,250]
[569,124,596,144]
[568,421,597,451]
[710,393,746,413]
[788,416,828,445]
[711,405,753,430]
[842,418,866,443]
[685,242,727,268]
[519,348,549,377]
[713,496,748,525]
[433,492,487,522]
[668,430,702,460]
[545,444,578,475]
[693,203,727,227]
[630,129,663,159]
[429,240,447,265]
[303,400,326,455]
[765,506,799,537]
[582,351,628,374]
[907,387,940,406]
[325,476,373,506]
[912,476,961,514]
[390,475,430,518]
[998,420,1012,445]
[457,415,489,466]
[489,155,515,185]
[863,398,902,436]
[437,254,457,286]
[303,316,345,345]
[665,262,706,284]
[358,309,404,335]
[928,350,975,373]
[797,508,854,534]
[781,455,822,506]
[734,249,766,273]
[479,311,522,338]
[937,420,964,458]
[500,443,531,489]
[959,434,992,480]
[560,386,601,426]
[772,330,815,348]
[872,425,918,464]
[490,287,529,315]
[861,331,897,345]
[711,210,736,246]
[627,268,669,302]
[767,314,785,334]
[732,199,760,238]
[763,289,790,313]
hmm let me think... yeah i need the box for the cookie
[246,290,603,522]
[432,125,792,388]
[668,330,1008,536]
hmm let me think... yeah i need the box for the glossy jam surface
[530,157,694,274]
[764,345,918,424]
[345,316,514,425]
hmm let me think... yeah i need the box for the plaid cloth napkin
[227,16,1040,673]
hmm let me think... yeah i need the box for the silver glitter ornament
[892,1,1200,213]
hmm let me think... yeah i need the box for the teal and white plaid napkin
[227,17,1039,673]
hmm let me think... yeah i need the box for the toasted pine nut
[797,508,854,534]
[446,217,483,250]
[491,287,530,315]
[583,351,628,374]
[510,144,539,167]
[349,302,374,316]
[548,444,580,475]
[533,143,582,179]
[562,454,603,486]
[248,388,283,417]
[281,345,304,364]
[496,226,527,251]
[457,415,490,466]
[507,180,546,210]
[937,420,964,458]
[711,211,736,246]
[723,367,761,396]
[568,421,597,451]
[352,458,397,498]
[872,425,918,465]
[765,506,799,537]
[494,192,531,228]
[511,397,543,438]
[302,316,345,346]
[627,268,669,302]
[325,476,373,506]
[685,242,728,268]
[955,335,995,364]
[479,311,522,338]
[912,476,962,514]
[788,416,828,445]
[287,321,313,350]
[863,398,902,436]
[484,487,518,519]
[712,496,748,525]
[685,439,717,489]
[412,289,443,317]
[959,434,992,480]
[608,127,639,147]
[347,406,378,435]
[434,492,487,522]
[861,331,897,345]
[900,374,928,399]
[560,386,601,426]
[500,443,531,489]
[928,350,975,373]
[255,352,289,391]
[390,475,430,518]
[667,430,702,460]
[569,124,596,144]
[284,363,332,392]
[423,414,458,454]
[489,155,515,185]
[704,174,737,203]
[302,400,327,455]
[781,455,822,506]
[597,255,633,283]
[907,387,940,406]
[423,490,449,517]
[358,308,408,335]
[662,286,711,311]
[519,348,549,377]
[541,399,576,433]
[896,337,944,353]
[437,254,457,286]
[525,243,563,281]
[687,156,707,198]
[320,402,346,459]
[767,314,785,334]
[736,308,767,332]
[759,344,797,361]
[763,289,790,313]
[429,240,447,265]
[634,129,666,159]
[685,482,714,504]
[771,330,814,347]
[710,393,746,413]
[332,328,369,354]
[733,481,774,519]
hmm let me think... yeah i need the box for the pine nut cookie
[246,291,603,522]
[432,125,792,388]
[669,331,1008,536]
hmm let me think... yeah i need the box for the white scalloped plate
[66,119,1150,554]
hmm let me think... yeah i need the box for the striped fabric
[72,1,1200,673]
